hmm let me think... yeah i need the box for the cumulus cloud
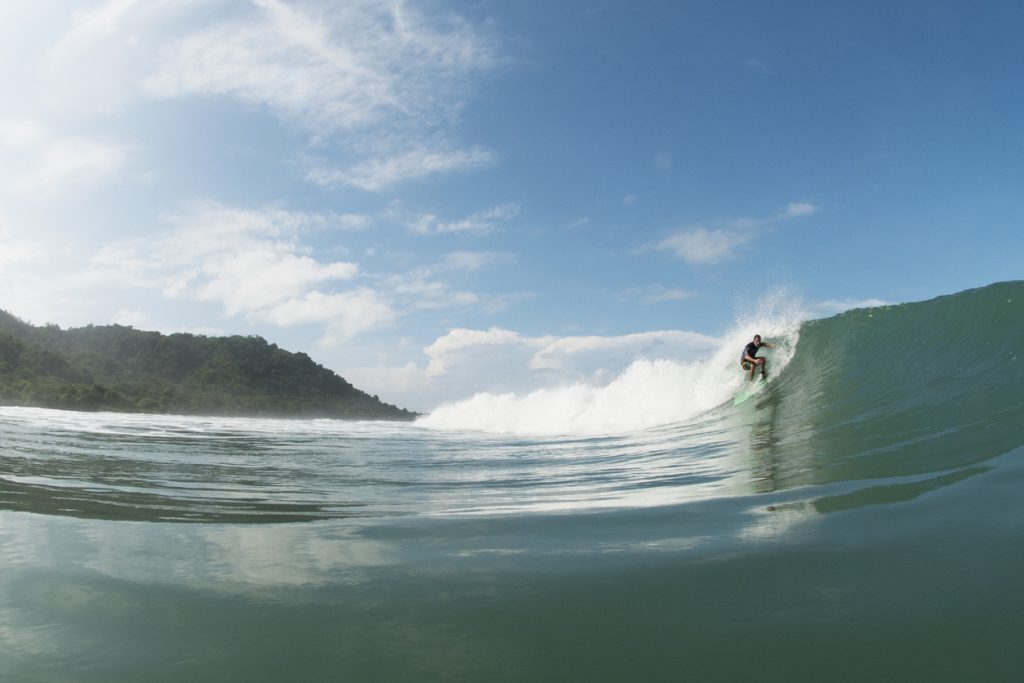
[194,247,358,316]
[88,201,396,341]
[265,288,396,343]
[423,326,537,376]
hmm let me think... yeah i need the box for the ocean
[1,281,1022,681]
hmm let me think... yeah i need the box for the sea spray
[419,292,806,436]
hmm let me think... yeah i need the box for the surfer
[740,334,774,382]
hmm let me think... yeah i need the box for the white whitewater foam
[418,292,805,436]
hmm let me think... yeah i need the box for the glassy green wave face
[0,281,1021,524]
[745,281,1024,489]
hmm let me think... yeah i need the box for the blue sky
[1,1,1021,410]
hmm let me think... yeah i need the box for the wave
[0,281,1020,523]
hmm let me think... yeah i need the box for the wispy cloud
[783,201,817,217]
[50,0,144,64]
[308,145,495,192]
[653,201,819,265]
[657,228,754,265]
[142,0,501,190]
[407,202,519,235]
[617,286,697,304]
[0,119,127,199]
[442,251,514,272]
[745,57,772,74]
[28,1,502,191]
[146,1,498,133]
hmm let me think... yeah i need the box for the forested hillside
[0,309,415,420]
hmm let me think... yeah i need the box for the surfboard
[733,375,767,406]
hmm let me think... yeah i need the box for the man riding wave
[740,334,773,382]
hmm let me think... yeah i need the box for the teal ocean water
[1,282,1022,681]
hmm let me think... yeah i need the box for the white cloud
[657,228,753,264]
[141,0,500,190]
[50,0,143,63]
[195,247,358,316]
[0,118,127,198]
[265,288,396,343]
[442,251,513,272]
[19,1,500,191]
[0,222,49,269]
[111,307,149,327]
[784,202,818,217]
[379,248,514,313]
[346,361,431,397]
[652,201,819,265]
[309,145,495,191]
[618,286,697,304]
[407,202,519,235]
[424,326,536,376]
[334,213,373,230]
[385,268,480,311]
[146,0,497,134]
[87,201,396,341]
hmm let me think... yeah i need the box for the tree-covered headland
[0,309,416,420]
